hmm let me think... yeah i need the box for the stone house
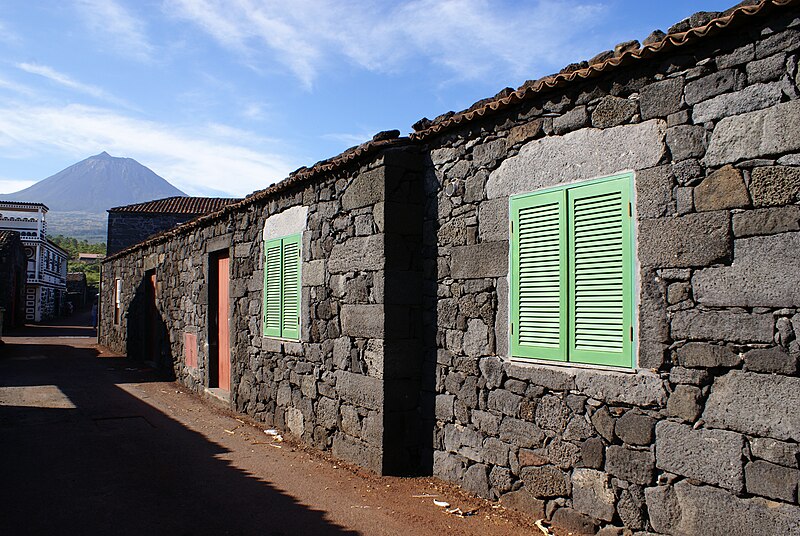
[101,1,800,534]
[106,196,241,255]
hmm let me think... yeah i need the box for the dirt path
[0,324,541,535]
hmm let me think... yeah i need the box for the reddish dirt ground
[0,318,543,536]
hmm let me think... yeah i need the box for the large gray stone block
[639,78,684,120]
[341,167,384,210]
[504,362,576,391]
[705,100,800,166]
[478,198,509,242]
[332,433,382,473]
[328,235,384,273]
[519,465,570,498]
[605,446,655,485]
[335,370,383,411]
[638,212,730,268]
[749,166,800,207]
[693,233,800,307]
[671,309,774,343]
[591,95,638,128]
[486,120,666,199]
[635,165,673,219]
[674,342,741,368]
[666,124,705,161]
[659,480,800,535]
[684,69,735,106]
[733,206,800,237]
[572,469,615,522]
[450,242,508,279]
[745,460,799,502]
[340,304,384,338]
[655,421,744,491]
[575,370,667,407]
[692,81,786,124]
[704,370,800,441]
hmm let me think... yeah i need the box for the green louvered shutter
[263,238,282,337]
[280,235,301,340]
[567,176,633,367]
[511,190,568,361]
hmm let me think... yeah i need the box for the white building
[0,201,68,322]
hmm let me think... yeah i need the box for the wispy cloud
[73,0,155,62]
[16,63,134,109]
[0,178,36,194]
[0,103,298,196]
[0,18,21,45]
[166,0,608,89]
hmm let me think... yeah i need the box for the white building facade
[0,201,67,322]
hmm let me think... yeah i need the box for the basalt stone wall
[420,8,800,535]
[101,145,424,475]
[107,212,206,255]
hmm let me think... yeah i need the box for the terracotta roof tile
[410,0,797,140]
[108,196,241,214]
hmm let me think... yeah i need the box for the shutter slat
[568,178,632,367]
[281,236,301,340]
[263,239,282,337]
[512,191,566,361]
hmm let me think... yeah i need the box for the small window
[114,278,122,325]
[263,234,301,340]
[510,173,634,368]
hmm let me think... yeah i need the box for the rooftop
[108,196,242,215]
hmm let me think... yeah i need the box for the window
[510,173,634,368]
[263,234,301,340]
[114,278,122,325]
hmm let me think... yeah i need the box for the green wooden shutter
[280,235,301,340]
[567,176,633,367]
[263,238,282,338]
[511,190,568,361]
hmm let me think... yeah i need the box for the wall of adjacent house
[0,232,27,330]
[106,212,205,255]
[420,8,800,535]
[100,146,424,475]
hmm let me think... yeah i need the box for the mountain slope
[3,152,186,212]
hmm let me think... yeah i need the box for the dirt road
[0,321,540,535]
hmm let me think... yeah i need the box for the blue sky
[0,0,737,198]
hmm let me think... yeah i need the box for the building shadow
[126,274,175,381]
[0,337,359,536]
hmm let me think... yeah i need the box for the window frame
[510,172,635,368]
[262,233,302,341]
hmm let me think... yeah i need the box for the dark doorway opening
[208,251,230,392]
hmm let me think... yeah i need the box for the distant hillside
[1,152,187,242]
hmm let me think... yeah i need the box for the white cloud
[166,0,608,88]
[0,103,298,197]
[16,63,134,109]
[0,178,36,194]
[73,0,155,62]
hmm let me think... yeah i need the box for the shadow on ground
[0,326,359,536]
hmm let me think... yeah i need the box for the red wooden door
[216,255,230,391]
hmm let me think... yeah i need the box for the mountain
[4,152,186,212]
[1,152,187,242]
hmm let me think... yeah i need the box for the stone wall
[99,3,800,534]
[420,7,800,534]
[107,212,206,255]
[101,146,424,474]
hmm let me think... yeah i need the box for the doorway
[209,251,230,392]
[144,270,159,365]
